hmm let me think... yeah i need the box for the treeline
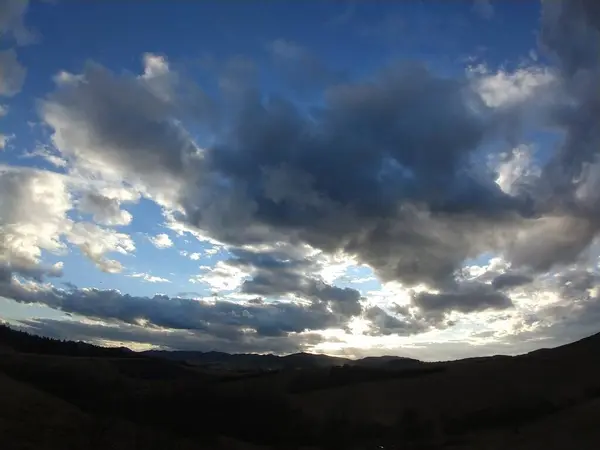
[0,323,134,358]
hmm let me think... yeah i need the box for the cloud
[0,49,26,96]
[0,133,11,150]
[39,56,203,208]
[38,53,528,302]
[472,0,494,20]
[0,164,143,276]
[149,233,173,249]
[180,250,202,260]
[0,168,71,278]
[183,62,535,294]
[491,272,533,290]
[78,191,133,226]
[18,317,327,354]
[413,282,513,315]
[499,267,600,347]
[0,277,345,338]
[128,272,171,283]
[67,222,135,273]
[522,0,600,271]
[472,66,556,109]
[29,0,600,326]
[228,248,363,318]
[0,0,35,44]
[493,145,540,196]
[268,39,343,90]
[21,143,68,168]
[364,305,431,336]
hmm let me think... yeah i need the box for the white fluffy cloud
[0,166,139,276]
[67,222,135,273]
[0,133,12,150]
[149,233,173,249]
[129,272,171,283]
[0,168,71,277]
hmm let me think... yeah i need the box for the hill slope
[2,324,600,449]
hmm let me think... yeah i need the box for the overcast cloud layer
[1,0,600,359]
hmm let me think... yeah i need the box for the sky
[1,0,600,361]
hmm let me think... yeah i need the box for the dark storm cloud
[0,277,344,337]
[184,62,530,293]
[491,272,533,290]
[540,0,600,75]
[413,282,513,314]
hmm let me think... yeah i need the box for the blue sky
[1,0,600,360]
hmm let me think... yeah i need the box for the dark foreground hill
[1,324,600,449]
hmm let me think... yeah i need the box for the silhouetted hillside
[2,323,600,449]
[0,323,134,358]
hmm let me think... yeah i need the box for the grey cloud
[78,191,132,226]
[522,0,600,271]
[508,295,600,350]
[0,276,344,337]
[540,0,600,75]
[39,52,537,319]
[17,317,326,355]
[0,49,26,96]
[227,249,363,318]
[556,269,600,301]
[484,267,600,353]
[38,3,600,320]
[491,272,533,290]
[364,306,430,336]
[413,282,513,314]
[187,62,527,292]
[0,259,62,283]
[39,61,203,205]
[41,54,526,298]
[0,0,34,44]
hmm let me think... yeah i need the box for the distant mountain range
[143,349,423,370]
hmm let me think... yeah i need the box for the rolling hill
[1,323,600,449]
